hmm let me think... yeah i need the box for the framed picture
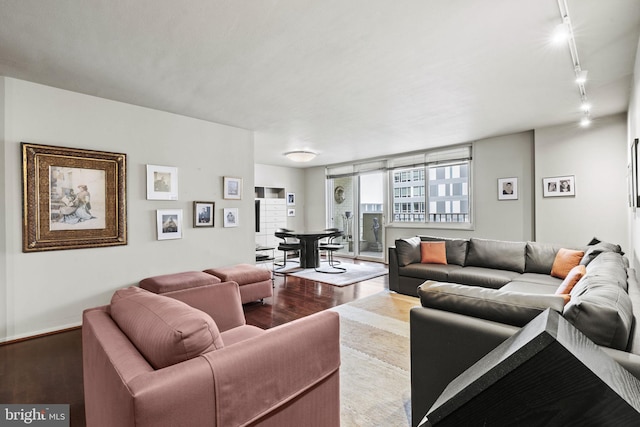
[223,207,239,227]
[21,142,127,252]
[287,208,296,217]
[543,175,575,197]
[157,209,183,240]
[287,192,296,206]
[193,201,215,227]
[223,176,242,200]
[633,138,639,208]
[498,177,518,200]
[147,165,178,200]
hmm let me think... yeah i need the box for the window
[390,145,472,225]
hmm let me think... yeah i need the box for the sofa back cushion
[563,273,633,351]
[110,287,224,369]
[525,242,563,274]
[395,237,421,267]
[465,238,526,273]
[419,236,469,266]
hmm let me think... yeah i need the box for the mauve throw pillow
[551,248,585,280]
[420,241,448,265]
[110,287,224,369]
[555,264,586,298]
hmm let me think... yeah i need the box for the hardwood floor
[0,259,388,427]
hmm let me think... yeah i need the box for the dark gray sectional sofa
[388,236,640,426]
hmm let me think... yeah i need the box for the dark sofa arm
[389,246,400,292]
[410,306,518,427]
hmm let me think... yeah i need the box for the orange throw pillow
[420,241,447,265]
[551,248,585,279]
[555,264,586,298]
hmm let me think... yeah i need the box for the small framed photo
[223,176,242,200]
[287,208,296,217]
[157,209,183,240]
[193,201,214,227]
[498,177,518,200]
[543,175,575,197]
[287,192,296,206]
[223,207,239,227]
[147,165,178,200]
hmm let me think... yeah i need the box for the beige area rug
[286,263,388,286]
[330,291,420,427]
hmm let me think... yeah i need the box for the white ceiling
[0,0,639,168]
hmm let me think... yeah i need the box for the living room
[2,1,640,426]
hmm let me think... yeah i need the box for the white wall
[628,36,640,270]
[255,164,306,232]
[535,114,628,249]
[386,131,535,247]
[1,78,255,341]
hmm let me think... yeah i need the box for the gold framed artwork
[21,142,127,252]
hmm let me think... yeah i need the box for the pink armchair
[82,281,340,427]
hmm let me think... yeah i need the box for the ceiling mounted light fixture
[555,0,592,128]
[284,150,317,162]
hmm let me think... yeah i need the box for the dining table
[281,229,344,268]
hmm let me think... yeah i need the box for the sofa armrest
[163,281,245,332]
[389,246,400,292]
[204,310,341,426]
[410,306,518,426]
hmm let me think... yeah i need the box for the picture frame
[497,177,518,200]
[21,142,127,252]
[147,165,178,200]
[633,138,639,208]
[193,201,215,227]
[223,176,242,200]
[287,192,296,206]
[543,175,575,197]
[223,207,239,227]
[157,209,183,240]
[287,208,296,217]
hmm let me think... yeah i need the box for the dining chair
[274,228,301,272]
[316,228,346,274]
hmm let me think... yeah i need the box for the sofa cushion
[395,237,421,267]
[466,238,526,273]
[525,242,562,274]
[551,248,585,279]
[139,271,221,294]
[581,241,624,266]
[564,275,634,351]
[399,264,463,282]
[418,281,566,327]
[555,265,587,296]
[585,251,629,291]
[110,286,224,369]
[420,241,447,265]
[501,281,559,295]
[419,236,469,266]
[447,267,520,289]
[514,273,563,287]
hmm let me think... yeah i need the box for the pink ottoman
[139,271,221,294]
[204,264,272,304]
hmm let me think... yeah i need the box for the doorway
[327,171,386,262]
